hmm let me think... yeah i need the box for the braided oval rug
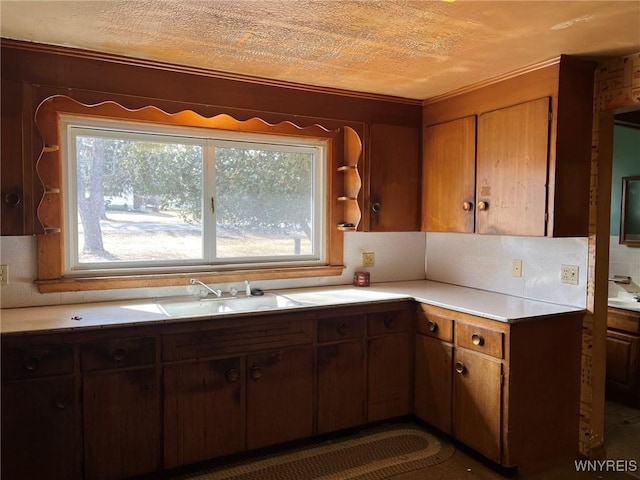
[174,424,455,480]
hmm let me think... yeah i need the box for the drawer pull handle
[24,356,41,371]
[337,323,349,335]
[225,368,239,383]
[477,201,488,211]
[112,348,127,362]
[4,192,21,207]
[371,202,381,213]
[455,361,465,374]
[250,366,262,381]
[383,317,395,329]
[427,321,438,333]
[462,201,473,212]
[471,333,484,346]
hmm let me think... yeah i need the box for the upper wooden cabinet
[422,56,595,237]
[368,123,421,231]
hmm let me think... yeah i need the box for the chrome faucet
[190,278,222,297]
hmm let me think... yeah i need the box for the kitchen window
[33,96,359,293]
[62,117,326,275]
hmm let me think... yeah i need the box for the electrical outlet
[511,259,522,277]
[0,265,8,286]
[561,264,579,285]
[362,252,375,268]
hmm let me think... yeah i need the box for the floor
[390,401,639,480]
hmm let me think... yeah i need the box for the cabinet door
[422,116,476,233]
[367,333,411,422]
[247,346,314,449]
[83,367,161,480]
[414,334,453,434]
[453,348,503,463]
[1,377,79,480]
[317,341,365,433]
[476,97,550,236]
[164,357,245,468]
[369,124,420,231]
[606,330,639,406]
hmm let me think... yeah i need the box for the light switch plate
[511,259,522,277]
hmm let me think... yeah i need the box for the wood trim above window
[34,95,361,292]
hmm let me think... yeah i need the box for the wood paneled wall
[581,51,640,457]
[0,39,422,235]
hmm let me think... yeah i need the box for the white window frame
[61,115,327,276]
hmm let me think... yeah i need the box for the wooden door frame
[589,102,640,456]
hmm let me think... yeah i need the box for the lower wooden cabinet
[1,377,80,480]
[317,340,366,433]
[414,304,583,471]
[163,357,245,468]
[83,368,161,480]
[367,309,411,422]
[606,307,640,408]
[247,346,314,449]
[453,348,503,463]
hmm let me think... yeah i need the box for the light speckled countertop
[0,280,584,335]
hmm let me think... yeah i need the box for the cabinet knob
[54,394,69,410]
[471,333,484,346]
[462,201,473,212]
[112,348,127,362]
[427,320,438,333]
[455,361,466,374]
[371,202,381,213]
[383,317,395,329]
[336,323,349,335]
[477,201,488,211]
[225,368,239,383]
[250,366,262,381]
[24,355,41,371]
[4,192,22,207]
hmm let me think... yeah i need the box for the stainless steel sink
[155,293,302,317]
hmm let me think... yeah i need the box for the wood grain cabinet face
[1,377,79,480]
[247,346,314,449]
[317,315,366,434]
[606,308,640,407]
[163,357,245,468]
[368,124,421,232]
[422,98,551,237]
[81,335,161,480]
[367,308,411,422]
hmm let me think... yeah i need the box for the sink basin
[608,297,640,312]
[155,293,302,317]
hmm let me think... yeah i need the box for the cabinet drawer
[2,344,74,381]
[318,315,365,343]
[456,323,504,359]
[163,320,312,361]
[368,310,410,336]
[81,337,156,372]
[416,306,453,342]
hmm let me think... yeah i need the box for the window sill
[35,265,345,294]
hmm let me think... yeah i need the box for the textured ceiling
[1,1,639,100]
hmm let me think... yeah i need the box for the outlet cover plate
[362,252,375,268]
[0,265,7,286]
[561,264,579,285]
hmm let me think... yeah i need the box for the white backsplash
[0,232,427,308]
[608,236,640,297]
[425,233,588,308]
[1,231,589,309]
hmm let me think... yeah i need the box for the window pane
[74,133,203,265]
[214,146,314,259]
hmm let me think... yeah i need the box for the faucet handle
[229,286,238,297]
